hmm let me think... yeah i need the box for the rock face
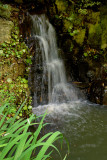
[43,0,107,105]
[0,4,25,80]
[18,0,107,105]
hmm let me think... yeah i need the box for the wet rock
[28,37,48,106]
[87,70,95,81]
[88,80,105,105]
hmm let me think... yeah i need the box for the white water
[30,14,80,105]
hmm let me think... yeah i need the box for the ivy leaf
[2,43,7,47]
[0,50,3,54]
[7,78,12,83]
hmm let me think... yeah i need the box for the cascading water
[29,14,80,106]
[28,14,107,160]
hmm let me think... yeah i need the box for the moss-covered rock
[63,19,72,32]
[86,11,100,24]
[0,18,14,44]
[73,29,86,45]
[0,4,11,19]
[88,23,102,48]
[55,0,68,13]
[101,16,107,50]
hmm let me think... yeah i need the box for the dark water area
[33,101,107,160]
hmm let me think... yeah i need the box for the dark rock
[88,80,105,105]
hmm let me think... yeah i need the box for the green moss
[87,11,100,24]
[0,4,11,19]
[55,0,68,13]
[101,16,107,50]
[88,23,102,47]
[63,19,72,32]
[73,29,86,45]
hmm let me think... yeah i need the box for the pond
[33,101,107,160]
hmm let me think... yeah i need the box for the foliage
[78,8,88,15]
[0,24,32,61]
[0,2,11,19]
[0,77,32,118]
[68,29,79,37]
[76,0,101,9]
[0,14,32,119]
[83,48,106,60]
[0,104,68,160]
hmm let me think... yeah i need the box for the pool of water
[33,101,107,160]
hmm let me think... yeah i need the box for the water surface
[33,101,107,160]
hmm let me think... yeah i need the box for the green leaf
[0,50,3,54]
[84,52,88,57]
[2,43,7,47]
[7,78,12,83]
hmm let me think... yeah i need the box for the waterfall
[29,14,79,106]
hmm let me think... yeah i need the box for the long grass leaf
[42,151,53,160]
[35,131,62,160]
[8,144,17,157]
[0,132,30,160]
[14,120,31,160]
[18,142,58,160]
[0,103,10,114]
[37,132,53,143]
[24,112,47,160]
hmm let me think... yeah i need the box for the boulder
[0,4,11,19]
[0,18,14,44]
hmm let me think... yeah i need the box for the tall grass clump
[0,102,69,160]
